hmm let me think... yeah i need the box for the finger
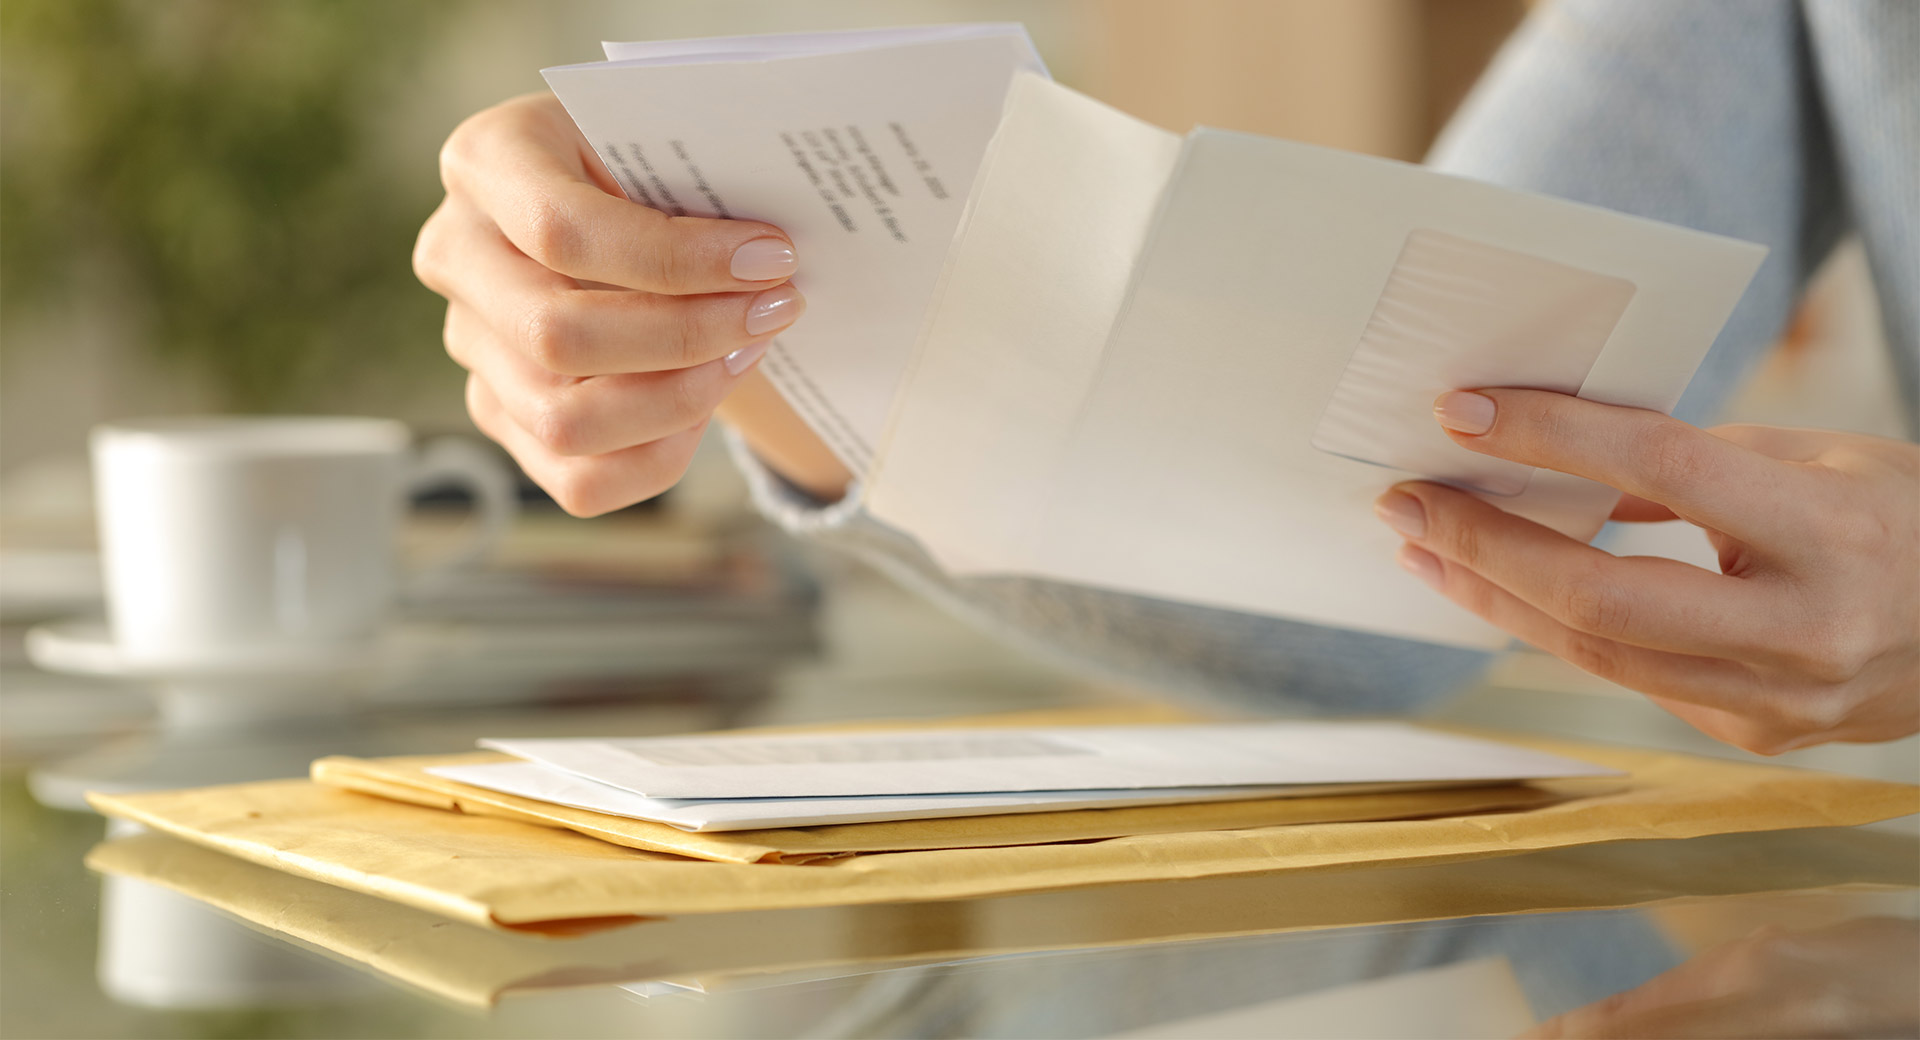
[1379,481,1779,662]
[1638,695,1827,756]
[450,302,766,457]
[433,203,804,376]
[1432,389,1802,542]
[1610,493,1679,523]
[440,99,797,294]
[1394,543,1753,706]
[466,374,709,517]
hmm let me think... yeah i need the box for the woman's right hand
[413,92,807,516]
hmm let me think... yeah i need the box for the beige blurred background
[4,0,1536,489]
[3,0,1897,507]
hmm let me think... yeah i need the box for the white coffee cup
[90,416,516,665]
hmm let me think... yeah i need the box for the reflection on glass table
[50,818,1920,1039]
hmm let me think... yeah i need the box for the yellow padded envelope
[88,728,1919,931]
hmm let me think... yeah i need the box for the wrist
[715,369,854,502]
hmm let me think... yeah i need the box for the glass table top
[4,556,1915,1038]
[6,758,1917,1039]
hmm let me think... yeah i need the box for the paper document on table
[426,760,1459,832]
[542,26,1044,471]
[864,74,1767,648]
[480,722,1618,800]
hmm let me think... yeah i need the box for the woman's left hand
[1373,388,1919,754]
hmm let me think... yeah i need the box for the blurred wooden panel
[1419,0,1530,142]
[1074,0,1524,160]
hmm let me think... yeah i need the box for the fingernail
[744,285,805,336]
[730,238,797,281]
[1374,491,1427,540]
[723,340,769,375]
[1397,544,1445,591]
[1434,391,1496,435]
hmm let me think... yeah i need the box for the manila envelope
[88,726,1919,932]
[87,826,1920,1008]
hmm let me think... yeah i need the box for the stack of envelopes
[87,708,1920,933]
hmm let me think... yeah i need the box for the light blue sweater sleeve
[729,0,1877,715]
[1429,0,1857,429]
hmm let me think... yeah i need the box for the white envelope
[426,760,1456,832]
[480,722,1618,800]
[866,75,1766,649]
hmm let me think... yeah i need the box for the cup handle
[401,436,517,590]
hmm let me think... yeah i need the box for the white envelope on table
[480,722,1618,800]
[428,760,1457,832]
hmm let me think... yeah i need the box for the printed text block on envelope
[480,722,1616,799]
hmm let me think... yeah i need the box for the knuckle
[439,99,518,189]
[1639,421,1708,494]
[411,210,450,292]
[1783,620,1874,684]
[440,310,468,367]
[1528,398,1582,451]
[645,218,698,291]
[1552,573,1632,638]
[659,370,710,429]
[410,231,438,290]
[1822,498,1893,557]
[527,389,591,457]
[1726,720,1799,756]
[436,124,475,191]
[664,301,710,369]
[463,374,489,425]
[1560,631,1627,683]
[519,294,581,373]
[519,194,580,272]
[542,465,616,519]
[1443,510,1488,569]
[1454,573,1500,617]
[1776,693,1852,738]
[1725,696,1847,754]
[438,107,507,192]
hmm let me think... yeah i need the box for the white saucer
[24,620,392,680]
[26,611,815,685]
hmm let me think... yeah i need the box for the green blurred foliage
[1,0,450,411]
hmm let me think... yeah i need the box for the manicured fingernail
[723,340,769,375]
[1397,544,1445,590]
[1374,491,1427,540]
[1434,391,1496,435]
[730,238,797,281]
[744,285,805,336]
